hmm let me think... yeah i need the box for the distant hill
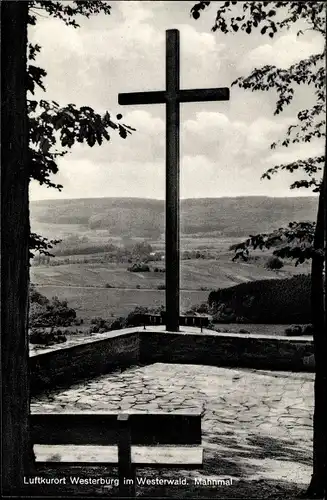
[30,196,318,238]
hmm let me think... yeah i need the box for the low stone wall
[140,329,314,372]
[29,327,314,394]
[30,329,141,395]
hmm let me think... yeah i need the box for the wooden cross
[119,29,229,332]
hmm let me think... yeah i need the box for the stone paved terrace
[31,362,314,497]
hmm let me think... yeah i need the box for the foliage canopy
[28,1,135,256]
[191,1,326,263]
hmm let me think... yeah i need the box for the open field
[31,256,309,290]
[30,219,244,252]
[32,286,209,320]
[31,252,310,323]
[30,201,312,326]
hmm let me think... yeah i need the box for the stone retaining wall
[30,329,141,395]
[30,327,314,394]
[140,330,314,372]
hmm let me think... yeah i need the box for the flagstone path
[31,363,314,497]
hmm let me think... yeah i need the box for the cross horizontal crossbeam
[118,87,229,106]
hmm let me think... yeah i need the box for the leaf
[40,138,51,154]
[102,129,110,141]
[96,132,103,145]
[119,125,128,139]
[108,120,118,130]
[64,110,76,121]
[61,136,69,148]
[87,133,96,147]
[67,136,75,148]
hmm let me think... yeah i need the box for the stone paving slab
[31,363,314,487]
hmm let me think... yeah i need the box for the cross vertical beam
[118,29,230,333]
[165,29,180,332]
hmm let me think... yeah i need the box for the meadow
[31,248,310,322]
[30,286,209,321]
[30,196,313,327]
[31,255,308,290]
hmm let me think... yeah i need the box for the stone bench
[31,410,203,497]
[142,313,210,330]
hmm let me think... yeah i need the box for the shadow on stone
[207,432,312,468]
[26,429,311,498]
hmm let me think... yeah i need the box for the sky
[28,0,325,201]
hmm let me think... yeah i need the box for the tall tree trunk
[1,1,31,495]
[306,161,327,499]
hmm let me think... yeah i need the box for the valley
[30,196,314,324]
